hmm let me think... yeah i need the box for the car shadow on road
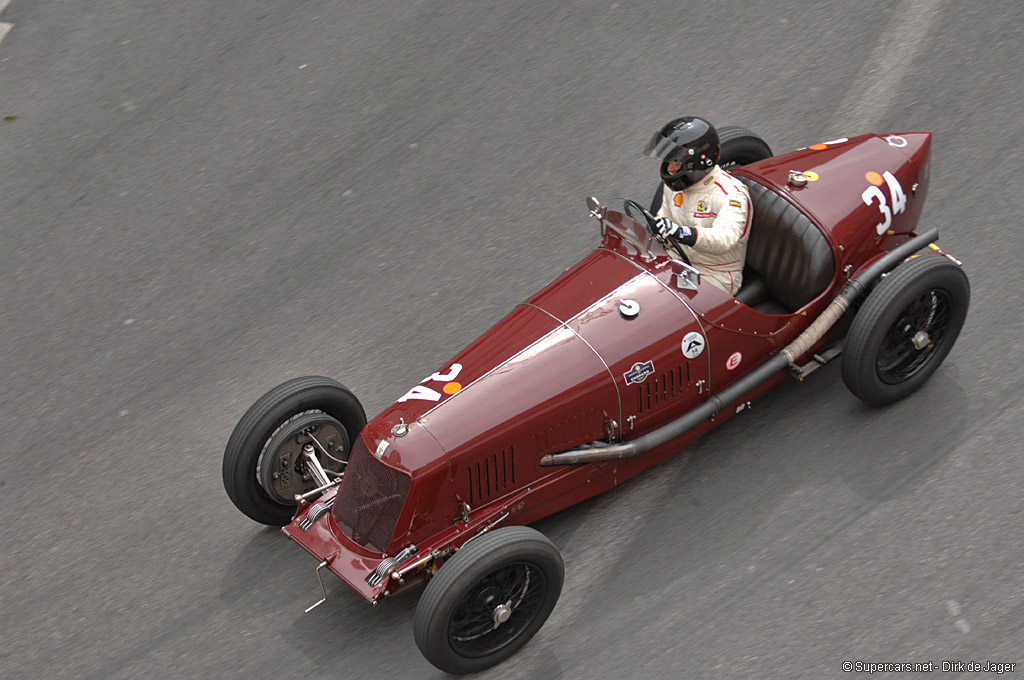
[220,525,438,676]
[522,362,969,665]
[829,368,969,501]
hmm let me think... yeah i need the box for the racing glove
[653,216,697,246]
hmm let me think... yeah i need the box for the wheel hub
[492,602,513,629]
[259,413,349,503]
[911,330,931,350]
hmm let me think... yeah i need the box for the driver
[644,116,751,295]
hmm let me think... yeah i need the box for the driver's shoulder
[711,167,750,198]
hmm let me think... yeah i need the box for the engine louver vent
[332,437,411,553]
[530,409,603,455]
[467,447,516,506]
[637,365,685,414]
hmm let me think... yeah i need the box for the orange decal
[865,171,884,186]
[673,193,684,207]
[443,381,462,395]
[809,143,828,151]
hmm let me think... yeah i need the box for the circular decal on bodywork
[681,331,706,359]
[885,135,908,148]
[726,351,742,370]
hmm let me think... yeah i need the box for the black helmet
[644,116,720,190]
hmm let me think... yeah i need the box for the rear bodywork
[284,132,934,602]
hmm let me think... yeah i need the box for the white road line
[0,0,11,45]
[946,599,971,633]
[827,0,947,136]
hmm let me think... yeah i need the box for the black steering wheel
[622,199,691,265]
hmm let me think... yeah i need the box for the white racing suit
[656,165,752,295]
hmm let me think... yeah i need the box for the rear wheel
[414,527,564,674]
[718,126,774,170]
[223,376,366,525]
[842,254,970,406]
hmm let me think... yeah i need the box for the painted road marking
[0,0,11,45]
[946,599,972,633]
[827,0,947,137]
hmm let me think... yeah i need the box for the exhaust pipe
[541,228,940,466]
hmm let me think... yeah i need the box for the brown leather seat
[735,178,835,314]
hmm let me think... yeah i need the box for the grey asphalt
[2,1,1021,678]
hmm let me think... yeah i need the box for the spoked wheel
[842,253,970,406]
[448,561,548,656]
[223,376,366,525]
[414,527,564,674]
[876,289,954,383]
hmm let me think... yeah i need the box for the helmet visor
[642,118,712,162]
[643,131,683,161]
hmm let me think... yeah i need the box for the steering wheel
[622,199,691,265]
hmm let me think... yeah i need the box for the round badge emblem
[681,331,705,359]
[726,351,742,371]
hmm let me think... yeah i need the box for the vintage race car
[222,128,969,673]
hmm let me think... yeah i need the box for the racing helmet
[643,116,720,190]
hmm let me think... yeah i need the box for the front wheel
[223,376,366,525]
[414,527,564,674]
[842,253,970,406]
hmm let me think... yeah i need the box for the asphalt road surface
[2,1,1022,678]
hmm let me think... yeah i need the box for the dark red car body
[283,132,933,603]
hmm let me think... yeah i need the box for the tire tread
[223,376,365,525]
[413,526,563,674]
[842,254,969,405]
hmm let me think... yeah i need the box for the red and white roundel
[726,351,742,370]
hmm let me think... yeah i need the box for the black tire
[842,254,970,406]
[650,126,772,212]
[223,376,366,525]
[717,126,774,170]
[414,527,564,674]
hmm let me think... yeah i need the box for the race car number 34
[862,170,907,235]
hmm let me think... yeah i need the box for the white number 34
[862,171,907,235]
